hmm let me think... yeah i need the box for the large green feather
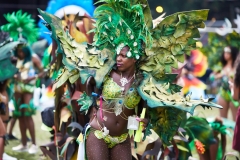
[1,10,39,44]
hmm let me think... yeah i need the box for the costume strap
[99,95,103,121]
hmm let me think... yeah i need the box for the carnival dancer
[1,10,44,154]
[38,0,222,159]
[210,46,239,121]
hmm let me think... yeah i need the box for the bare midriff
[90,104,135,136]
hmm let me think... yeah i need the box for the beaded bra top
[102,75,141,115]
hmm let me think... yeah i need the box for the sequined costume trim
[87,127,128,148]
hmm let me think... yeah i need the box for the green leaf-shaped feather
[77,92,93,115]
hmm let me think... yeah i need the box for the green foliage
[226,31,240,49]
[200,33,225,71]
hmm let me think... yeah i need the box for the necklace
[120,72,135,92]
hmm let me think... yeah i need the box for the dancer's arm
[232,83,240,101]
[32,54,45,78]
[22,54,45,83]
[229,75,240,101]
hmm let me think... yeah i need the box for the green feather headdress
[1,10,39,44]
[92,0,152,59]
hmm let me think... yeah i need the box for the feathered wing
[138,10,222,145]
[38,9,115,89]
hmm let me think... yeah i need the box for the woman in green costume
[211,46,239,121]
[38,0,222,159]
[86,46,149,159]
[0,10,45,154]
[11,44,45,153]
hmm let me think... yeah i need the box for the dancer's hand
[22,78,33,84]
[136,117,149,131]
[14,73,21,81]
[37,70,48,78]
[0,93,7,104]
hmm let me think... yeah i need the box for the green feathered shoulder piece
[92,0,152,59]
[38,9,115,88]
[1,10,39,44]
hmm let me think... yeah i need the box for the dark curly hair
[220,46,239,67]
[14,45,32,64]
[221,46,239,67]
[235,62,240,87]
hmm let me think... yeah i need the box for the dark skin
[90,46,147,135]
[211,47,238,121]
[86,46,148,160]
[67,77,95,127]
[13,48,45,147]
[0,83,8,159]
[14,49,45,83]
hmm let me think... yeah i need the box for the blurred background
[1,0,240,22]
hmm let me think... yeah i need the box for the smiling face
[116,46,136,72]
